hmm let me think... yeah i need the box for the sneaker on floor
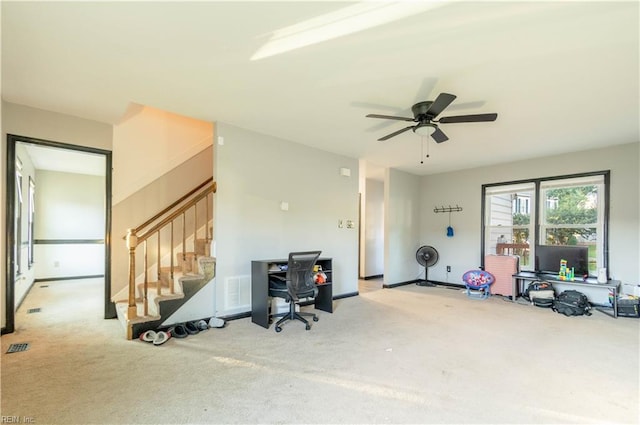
[196,319,209,331]
[153,331,171,346]
[208,317,226,328]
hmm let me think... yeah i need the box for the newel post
[126,228,138,320]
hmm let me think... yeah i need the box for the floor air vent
[7,343,30,354]
[27,308,41,314]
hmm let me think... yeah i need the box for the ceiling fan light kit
[413,123,436,137]
[365,92,498,147]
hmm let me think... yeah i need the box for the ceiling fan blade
[378,126,415,141]
[426,93,456,118]
[414,77,438,103]
[366,114,414,122]
[439,113,498,123]
[431,127,449,143]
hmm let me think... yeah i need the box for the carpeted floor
[1,277,639,424]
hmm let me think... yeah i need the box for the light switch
[280,201,289,211]
[338,219,344,228]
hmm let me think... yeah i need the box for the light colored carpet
[1,277,639,424]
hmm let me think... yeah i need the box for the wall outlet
[54,261,60,268]
[446,265,451,272]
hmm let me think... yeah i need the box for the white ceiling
[2,2,639,178]
[23,144,105,177]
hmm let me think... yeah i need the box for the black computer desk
[251,257,333,329]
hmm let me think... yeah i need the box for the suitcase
[485,254,519,297]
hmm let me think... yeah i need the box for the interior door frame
[2,134,114,335]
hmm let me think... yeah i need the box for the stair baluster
[145,240,151,316]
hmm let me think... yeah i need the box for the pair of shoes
[185,321,200,335]
[208,317,226,328]
[139,330,171,346]
[168,324,188,338]
[168,320,208,338]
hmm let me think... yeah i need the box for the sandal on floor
[208,317,226,328]
[184,321,200,335]
[195,320,209,331]
[168,324,188,338]
[153,331,171,346]
[139,330,157,343]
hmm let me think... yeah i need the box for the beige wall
[113,104,213,204]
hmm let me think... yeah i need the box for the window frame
[481,170,610,277]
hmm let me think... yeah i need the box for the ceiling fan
[366,93,497,143]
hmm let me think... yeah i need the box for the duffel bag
[524,280,555,308]
[552,290,592,316]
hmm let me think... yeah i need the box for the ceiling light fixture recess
[251,2,444,60]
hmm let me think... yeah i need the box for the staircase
[114,179,217,339]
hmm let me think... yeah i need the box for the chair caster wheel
[305,324,311,330]
[313,316,319,322]
[275,326,282,333]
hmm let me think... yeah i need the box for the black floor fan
[416,245,439,287]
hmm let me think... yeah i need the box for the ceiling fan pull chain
[420,136,425,164]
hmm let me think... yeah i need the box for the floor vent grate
[27,307,41,314]
[6,343,30,354]
[40,285,49,288]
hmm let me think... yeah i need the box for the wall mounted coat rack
[433,205,463,213]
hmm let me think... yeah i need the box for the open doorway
[3,135,113,335]
[358,161,385,292]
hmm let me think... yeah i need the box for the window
[15,161,23,275]
[482,171,609,275]
[28,177,35,267]
[485,183,535,267]
[539,175,604,275]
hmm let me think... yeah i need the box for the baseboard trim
[363,274,383,280]
[222,291,360,321]
[220,311,251,321]
[384,279,420,288]
[34,275,104,283]
[334,291,359,300]
[384,279,465,289]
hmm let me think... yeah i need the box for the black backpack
[552,290,592,316]
[523,280,555,308]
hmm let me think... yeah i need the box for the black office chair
[268,251,322,332]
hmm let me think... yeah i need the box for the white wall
[384,168,421,285]
[419,142,640,302]
[364,178,384,277]
[214,123,359,317]
[34,170,105,279]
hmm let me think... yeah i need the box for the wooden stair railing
[125,178,217,321]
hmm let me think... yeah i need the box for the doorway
[3,134,113,335]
